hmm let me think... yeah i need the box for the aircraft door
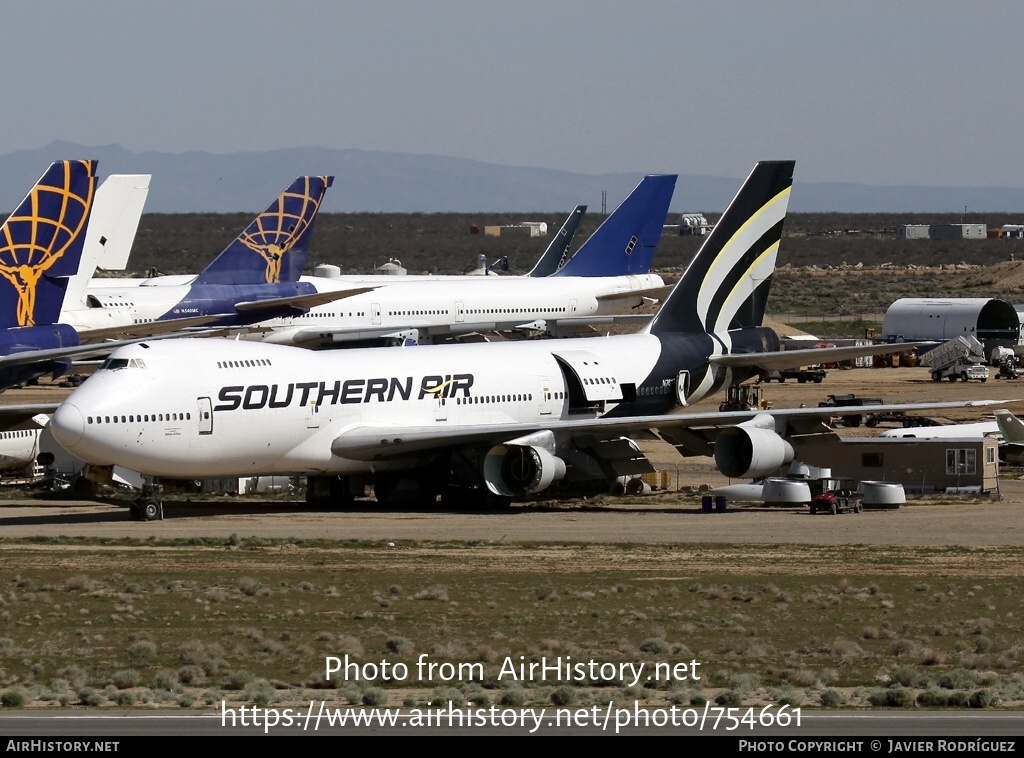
[372,303,381,325]
[455,301,465,323]
[569,298,578,314]
[197,397,213,435]
[676,371,690,406]
[539,379,553,415]
[307,403,320,429]
[434,397,447,421]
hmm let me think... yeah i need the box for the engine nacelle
[483,444,567,496]
[714,426,795,479]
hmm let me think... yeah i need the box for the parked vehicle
[763,366,826,383]
[921,336,989,383]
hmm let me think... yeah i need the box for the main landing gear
[128,479,164,521]
[305,475,358,510]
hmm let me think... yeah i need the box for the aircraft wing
[77,313,229,343]
[711,342,934,371]
[0,404,60,428]
[233,287,378,313]
[330,399,1009,462]
[0,326,241,370]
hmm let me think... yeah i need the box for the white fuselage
[0,428,41,471]
[69,272,663,342]
[62,279,199,331]
[256,273,663,344]
[51,333,674,479]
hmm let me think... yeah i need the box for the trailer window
[946,449,976,476]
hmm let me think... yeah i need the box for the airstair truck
[921,336,989,383]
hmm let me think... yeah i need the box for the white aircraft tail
[62,174,151,311]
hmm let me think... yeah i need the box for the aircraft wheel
[142,499,162,521]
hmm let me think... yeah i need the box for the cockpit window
[99,358,146,371]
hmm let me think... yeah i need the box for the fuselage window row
[87,413,192,425]
[216,359,274,368]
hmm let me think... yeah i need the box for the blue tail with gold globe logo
[0,160,97,390]
[193,176,334,286]
[0,160,97,328]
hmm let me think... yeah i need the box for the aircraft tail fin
[527,205,586,277]
[194,176,333,286]
[553,175,675,277]
[62,174,151,311]
[995,409,1024,443]
[648,161,794,337]
[0,160,97,328]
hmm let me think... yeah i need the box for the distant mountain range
[1,142,1022,214]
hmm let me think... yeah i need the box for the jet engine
[483,443,567,496]
[713,415,795,478]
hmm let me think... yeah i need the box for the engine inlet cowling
[483,444,567,496]
[714,426,794,479]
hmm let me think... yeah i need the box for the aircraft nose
[51,403,85,449]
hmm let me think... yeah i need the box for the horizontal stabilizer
[711,342,934,372]
[596,285,674,303]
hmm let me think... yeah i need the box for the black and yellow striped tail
[648,161,794,337]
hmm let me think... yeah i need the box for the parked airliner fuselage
[51,330,723,479]
[254,272,664,344]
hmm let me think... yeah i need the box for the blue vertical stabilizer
[194,176,334,286]
[553,175,675,277]
[0,160,97,328]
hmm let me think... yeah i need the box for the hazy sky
[6,1,1023,187]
